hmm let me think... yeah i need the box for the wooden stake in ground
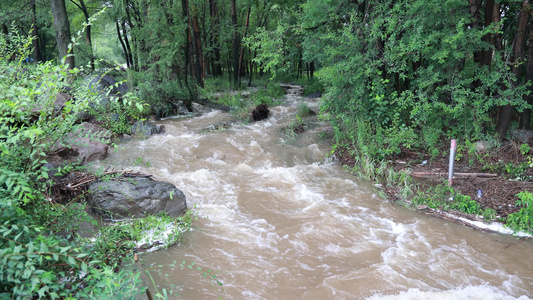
[448,139,456,186]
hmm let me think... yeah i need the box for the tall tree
[209,0,222,76]
[520,22,533,129]
[191,2,204,87]
[50,0,74,69]
[70,0,94,70]
[231,0,239,86]
[496,0,530,138]
[30,0,41,62]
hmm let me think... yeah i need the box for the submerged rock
[88,178,187,219]
[131,121,165,137]
[251,104,269,121]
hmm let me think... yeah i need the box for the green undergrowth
[0,29,216,299]
[92,210,196,267]
[335,143,533,235]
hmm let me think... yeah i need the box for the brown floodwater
[96,91,533,300]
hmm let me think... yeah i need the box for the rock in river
[88,178,187,218]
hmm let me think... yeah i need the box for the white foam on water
[367,285,532,300]
[444,212,532,237]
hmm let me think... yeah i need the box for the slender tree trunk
[209,0,222,76]
[520,24,533,129]
[31,0,40,62]
[231,0,239,86]
[469,0,482,65]
[181,0,194,110]
[248,47,253,86]
[50,0,74,69]
[481,0,495,67]
[238,6,251,86]
[122,22,134,69]
[70,0,94,70]
[116,21,131,68]
[496,0,529,138]
[191,4,204,87]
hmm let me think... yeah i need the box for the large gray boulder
[88,179,187,218]
[48,122,110,165]
[509,129,533,144]
[86,74,128,96]
[86,74,128,108]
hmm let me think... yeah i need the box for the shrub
[506,191,533,234]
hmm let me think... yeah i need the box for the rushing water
[96,89,533,299]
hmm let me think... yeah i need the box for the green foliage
[302,79,324,96]
[246,24,290,78]
[88,92,149,134]
[412,183,481,215]
[0,209,146,299]
[265,81,286,99]
[289,0,530,160]
[481,207,497,222]
[91,211,194,267]
[129,71,194,119]
[0,29,175,299]
[297,102,313,117]
[506,191,533,234]
[283,114,306,144]
[203,77,235,93]
[250,90,275,106]
[503,161,532,181]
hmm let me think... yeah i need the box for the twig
[504,236,532,249]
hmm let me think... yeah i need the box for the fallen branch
[410,171,498,178]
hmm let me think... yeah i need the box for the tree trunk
[496,0,529,138]
[238,6,251,86]
[209,0,222,76]
[70,0,94,70]
[480,0,495,67]
[116,21,131,68]
[122,22,134,69]
[50,0,74,69]
[31,0,40,62]
[181,0,194,110]
[191,4,204,87]
[231,0,239,86]
[520,23,533,129]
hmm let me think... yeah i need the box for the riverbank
[333,140,533,236]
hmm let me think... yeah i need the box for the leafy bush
[266,81,286,99]
[412,184,481,215]
[0,29,178,299]
[302,79,324,96]
[297,102,313,117]
[129,71,195,118]
[88,92,149,134]
[506,191,533,234]
[91,211,194,267]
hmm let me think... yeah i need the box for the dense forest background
[2,0,532,158]
[3,0,532,155]
[1,0,533,298]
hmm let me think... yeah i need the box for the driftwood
[410,171,498,178]
[64,170,152,190]
[49,170,153,204]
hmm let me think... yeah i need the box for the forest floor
[335,140,533,221]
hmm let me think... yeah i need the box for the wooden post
[448,139,456,186]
